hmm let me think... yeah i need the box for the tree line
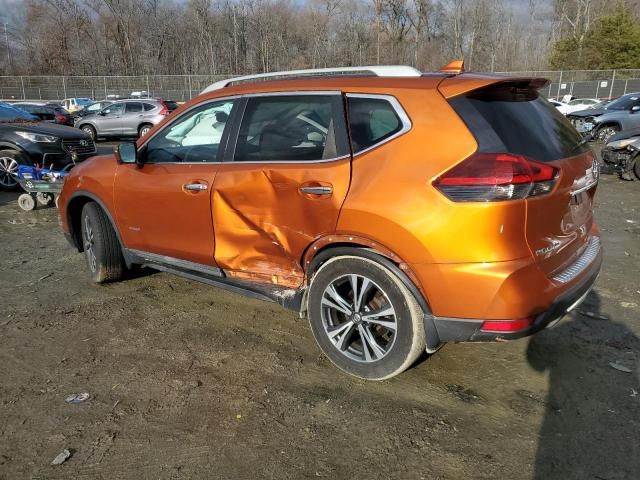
[0,0,638,77]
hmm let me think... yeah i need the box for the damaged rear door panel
[211,92,352,288]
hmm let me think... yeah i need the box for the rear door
[448,84,597,276]
[122,102,144,135]
[211,92,351,287]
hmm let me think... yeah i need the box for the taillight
[55,113,66,123]
[433,153,559,202]
[159,103,169,116]
[480,316,535,332]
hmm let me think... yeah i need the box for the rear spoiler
[438,75,549,99]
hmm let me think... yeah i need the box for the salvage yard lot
[0,164,639,479]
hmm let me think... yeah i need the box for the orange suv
[59,64,602,380]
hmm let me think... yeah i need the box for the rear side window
[234,95,349,162]
[449,87,589,162]
[125,103,143,113]
[347,96,404,153]
[143,103,155,111]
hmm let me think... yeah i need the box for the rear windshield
[449,87,589,162]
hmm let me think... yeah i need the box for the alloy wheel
[0,156,19,189]
[320,274,397,363]
[83,215,97,273]
[140,126,151,137]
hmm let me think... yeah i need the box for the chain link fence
[1,70,640,103]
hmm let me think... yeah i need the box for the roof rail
[200,65,422,94]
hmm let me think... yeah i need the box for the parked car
[587,93,640,142]
[549,99,567,110]
[73,100,113,120]
[12,102,74,126]
[75,99,174,140]
[63,98,94,113]
[602,128,640,180]
[59,65,601,380]
[567,93,639,140]
[0,104,96,191]
[556,98,601,115]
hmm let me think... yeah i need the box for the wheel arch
[302,238,441,350]
[0,142,27,155]
[66,191,132,266]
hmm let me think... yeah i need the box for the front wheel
[80,202,124,283]
[80,125,96,141]
[596,125,620,144]
[307,255,426,380]
[0,150,23,191]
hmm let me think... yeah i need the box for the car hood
[1,121,91,139]
[593,111,626,123]
[568,107,607,118]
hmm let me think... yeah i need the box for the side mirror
[116,142,139,165]
[631,106,640,113]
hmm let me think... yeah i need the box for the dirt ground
[0,158,639,479]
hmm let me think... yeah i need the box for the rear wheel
[139,124,153,138]
[0,150,23,191]
[80,202,124,283]
[634,155,640,181]
[307,255,426,380]
[81,125,96,141]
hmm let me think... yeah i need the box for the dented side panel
[212,159,351,288]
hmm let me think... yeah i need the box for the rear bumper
[431,244,602,342]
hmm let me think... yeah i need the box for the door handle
[183,183,208,191]
[299,185,333,196]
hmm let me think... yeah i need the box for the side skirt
[125,249,304,312]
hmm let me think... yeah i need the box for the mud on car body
[59,64,602,380]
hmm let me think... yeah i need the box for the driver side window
[102,103,124,116]
[145,100,235,163]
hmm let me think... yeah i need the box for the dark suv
[0,104,97,191]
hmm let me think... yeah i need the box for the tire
[18,193,36,211]
[596,124,620,144]
[139,124,153,138]
[307,255,426,380]
[80,125,97,141]
[633,155,640,181]
[36,192,54,206]
[0,149,24,192]
[80,202,124,283]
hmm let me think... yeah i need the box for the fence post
[20,76,25,99]
[146,75,150,96]
[624,79,628,95]
[609,70,616,99]
[188,74,193,100]
[103,76,107,99]
[556,71,563,100]
[62,76,66,99]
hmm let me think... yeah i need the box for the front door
[212,93,352,287]
[97,103,126,135]
[113,98,237,267]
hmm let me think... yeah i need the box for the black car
[12,102,74,126]
[0,104,96,191]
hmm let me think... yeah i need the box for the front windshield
[76,98,93,106]
[606,95,640,110]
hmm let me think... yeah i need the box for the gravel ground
[0,157,639,479]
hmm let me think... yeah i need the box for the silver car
[76,99,177,140]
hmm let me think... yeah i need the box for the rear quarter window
[347,96,404,153]
[449,87,589,162]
